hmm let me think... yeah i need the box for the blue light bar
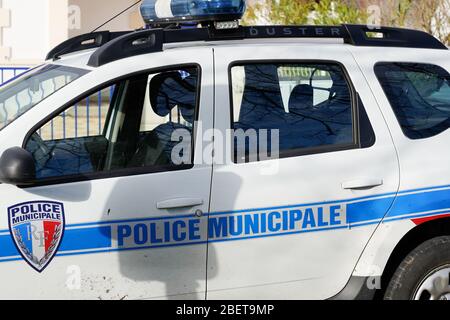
[140,0,246,24]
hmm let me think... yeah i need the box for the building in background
[0,0,448,83]
[0,0,144,82]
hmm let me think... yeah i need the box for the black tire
[384,236,450,300]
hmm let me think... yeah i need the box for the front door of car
[0,50,214,299]
[207,46,400,299]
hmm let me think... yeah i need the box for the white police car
[0,0,449,300]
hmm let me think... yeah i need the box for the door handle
[156,198,204,210]
[342,178,383,190]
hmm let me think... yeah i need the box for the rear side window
[230,62,358,162]
[375,63,450,139]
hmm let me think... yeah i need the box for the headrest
[238,64,285,123]
[150,70,197,122]
[289,84,314,112]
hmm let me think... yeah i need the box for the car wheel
[384,236,450,300]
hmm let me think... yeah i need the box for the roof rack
[46,24,447,67]
[87,29,164,67]
[343,24,447,50]
[46,30,132,60]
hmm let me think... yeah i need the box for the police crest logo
[8,201,65,272]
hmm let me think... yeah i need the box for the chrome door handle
[342,178,383,190]
[156,198,204,210]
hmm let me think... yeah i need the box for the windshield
[0,64,89,131]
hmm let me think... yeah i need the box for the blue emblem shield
[8,201,65,272]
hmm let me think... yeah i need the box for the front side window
[25,66,199,180]
[231,63,355,162]
[375,62,450,139]
[0,64,89,131]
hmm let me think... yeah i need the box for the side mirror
[0,147,36,186]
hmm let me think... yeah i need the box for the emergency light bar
[140,0,246,25]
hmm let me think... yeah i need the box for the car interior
[26,68,198,179]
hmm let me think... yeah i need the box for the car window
[0,64,89,131]
[25,67,199,180]
[230,63,355,162]
[375,62,450,139]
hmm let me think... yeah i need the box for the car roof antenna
[91,0,143,33]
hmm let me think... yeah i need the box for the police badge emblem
[8,201,65,272]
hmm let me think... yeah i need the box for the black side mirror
[0,147,36,186]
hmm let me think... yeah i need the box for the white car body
[0,26,449,300]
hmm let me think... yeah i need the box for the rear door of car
[207,43,400,299]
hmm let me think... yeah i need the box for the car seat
[130,70,197,166]
[235,64,286,156]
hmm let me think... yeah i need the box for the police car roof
[48,24,448,69]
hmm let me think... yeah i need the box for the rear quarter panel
[349,47,450,278]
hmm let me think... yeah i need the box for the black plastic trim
[88,29,164,67]
[0,147,36,186]
[357,94,376,148]
[54,24,448,68]
[329,276,377,300]
[21,63,202,188]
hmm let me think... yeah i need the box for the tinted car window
[375,63,450,139]
[230,63,355,162]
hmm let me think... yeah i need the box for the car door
[207,45,400,299]
[0,49,214,299]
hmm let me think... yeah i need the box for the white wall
[2,0,49,64]
[0,0,140,65]
[68,0,143,37]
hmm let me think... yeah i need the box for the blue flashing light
[140,0,246,24]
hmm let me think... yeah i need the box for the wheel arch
[374,216,450,299]
[337,215,450,300]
